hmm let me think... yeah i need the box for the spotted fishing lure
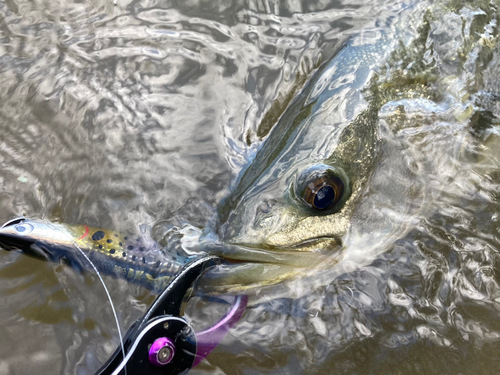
[0,217,188,290]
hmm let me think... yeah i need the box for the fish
[0,1,491,294]
[197,1,484,291]
[0,216,187,291]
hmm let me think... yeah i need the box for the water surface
[0,0,500,373]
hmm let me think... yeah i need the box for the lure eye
[14,223,34,235]
[296,165,347,211]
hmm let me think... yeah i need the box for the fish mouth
[200,233,342,267]
[273,236,342,252]
[199,234,344,290]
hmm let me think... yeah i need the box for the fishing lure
[0,216,188,291]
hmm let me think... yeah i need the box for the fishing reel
[97,255,247,375]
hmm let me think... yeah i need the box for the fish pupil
[297,164,348,212]
[313,185,335,209]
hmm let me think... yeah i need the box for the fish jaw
[199,210,347,290]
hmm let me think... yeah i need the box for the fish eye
[296,164,348,211]
[14,223,34,235]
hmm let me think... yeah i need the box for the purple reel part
[149,337,176,367]
[145,295,248,370]
[193,295,248,367]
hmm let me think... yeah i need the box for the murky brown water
[1,0,500,373]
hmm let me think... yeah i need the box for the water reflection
[0,0,500,373]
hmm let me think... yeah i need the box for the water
[0,0,500,373]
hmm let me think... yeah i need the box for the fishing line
[70,239,127,374]
[52,223,127,375]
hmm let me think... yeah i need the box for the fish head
[200,63,380,289]
[199,26,439,290]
